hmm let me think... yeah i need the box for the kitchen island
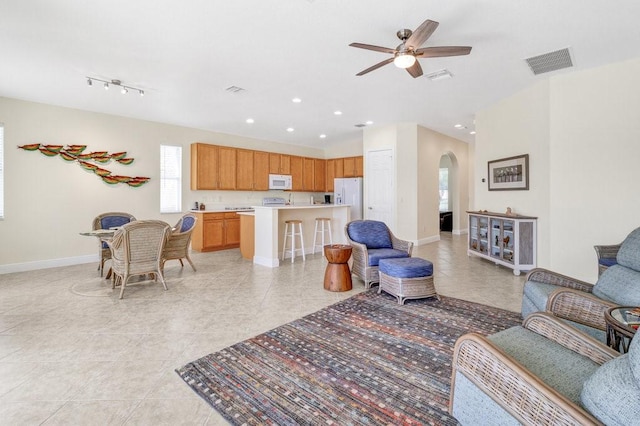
[251,204,351,267]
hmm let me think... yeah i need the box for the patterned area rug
[176,290,522,425]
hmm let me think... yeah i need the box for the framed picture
[488,154,529,191]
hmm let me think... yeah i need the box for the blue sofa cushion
[367,249,409,266]
[489,326,600,407]
[581,337,640,425]
[599,258,618,268]
[347,220,393,249]
[617,227,640,271]
[379,257,433,278]
[593,265,640,305]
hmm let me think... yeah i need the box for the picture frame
[488,154,529,191]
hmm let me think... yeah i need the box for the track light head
[139,89,144,97]
[103,82,109,90]
[87,78,92,86]
[121,87,128,94]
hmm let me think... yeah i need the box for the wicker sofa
[344,220,413,289]
[521,227,640,342]
[450,312,640,425]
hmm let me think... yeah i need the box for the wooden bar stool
[312,217,333,255]
[282,220,305,262]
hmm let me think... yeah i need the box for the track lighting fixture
[86,77,145,97]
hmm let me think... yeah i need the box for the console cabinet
[467,211,537,276]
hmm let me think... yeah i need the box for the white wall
[0,97,330,272]
[363,123,469,244]
[474,58,640,282]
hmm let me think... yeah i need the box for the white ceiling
[1,1,640,148]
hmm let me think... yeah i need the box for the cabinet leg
[513,269,521,276]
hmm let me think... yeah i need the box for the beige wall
[363,123,469,244]
[0,97,356,272]
[474,57,640,282]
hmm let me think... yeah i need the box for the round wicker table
[323,244,352,292]
[605,306,638,353]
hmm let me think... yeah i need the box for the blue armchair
[522,227,640,342]
[451,312,637,425]
[345,220,413,289]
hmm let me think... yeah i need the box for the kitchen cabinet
[467,211,537,276]
[302,157,315,191]
[343,156,364,177]
[192,212,240,252]
[191,143,237,190]
[314,159,326,192]
[326,159,336,192]
[269,153,291,175]
[236,149,269,190]
[335,158,344,178]
[290,156,303,191]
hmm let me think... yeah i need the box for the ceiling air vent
[525,48,573,75]
[425,69,453,81]
[225,85,245,93]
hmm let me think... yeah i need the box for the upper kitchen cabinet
[334,158,344,178]
[326,159,336,192]
[236,149,269,190]
[290,156,303,191]
[343,156,364,177]
[269,153,291,175]
[314,159,326,192]
[302,157,315,191]
[191,143,237,190]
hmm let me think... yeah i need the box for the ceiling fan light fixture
[394,53,416,69]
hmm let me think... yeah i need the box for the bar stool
[282,220,305,262]
[313,217,333,255]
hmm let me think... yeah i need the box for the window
[439,167,449,212]
[0,124,4,219]
[160,145,182,213]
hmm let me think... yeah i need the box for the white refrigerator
[334,178,363,221]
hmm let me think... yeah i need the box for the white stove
[262,197,287,207]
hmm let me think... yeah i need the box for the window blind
[160,145,182,213]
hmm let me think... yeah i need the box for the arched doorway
[438,152,458,233]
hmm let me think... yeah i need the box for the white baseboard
[452,228,468,236]
[253,255,280,268]
[414,235,441,246]
[0,254,98,275]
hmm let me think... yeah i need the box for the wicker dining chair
[107,220,171,299]
[344,220,413,289]
[162,213,198,273]
[92,212,136,277]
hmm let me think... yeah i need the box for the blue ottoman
[378,257,438,305]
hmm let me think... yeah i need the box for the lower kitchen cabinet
[192,212,240,252]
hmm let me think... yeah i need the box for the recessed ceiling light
[319,134,327,139]
[470,131,476,135]
[286,127,294,132]
[292,97,302,103]
[454,124,463,128]
[365,120,373,125]
[334,111,342,115]
[246,118,254,124]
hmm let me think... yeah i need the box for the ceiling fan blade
[415,46,472,58]
[406,60,423,78]
[355,57,394,76]
[349,42,396,54]
[405,20,439,49]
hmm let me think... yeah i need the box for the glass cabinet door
[478,216,488,254]
[469,216,479,251]
[490,218,502,259]
[502,220,515,263]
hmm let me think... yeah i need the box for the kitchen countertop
[253,204,349,209]
[190,208,254,213]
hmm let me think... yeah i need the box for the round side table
[323,244,352,292]
[605,306,639,353]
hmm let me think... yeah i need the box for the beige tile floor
[0,233,525,425]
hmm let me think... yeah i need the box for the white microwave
[268,174,292,190]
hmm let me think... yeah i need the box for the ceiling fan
[349,19,472,78]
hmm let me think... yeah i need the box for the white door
[366,149,394,226]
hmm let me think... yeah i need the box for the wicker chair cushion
[593,265,640,305]
[347,220,393,249]
[488,326,601,407]
[379,257,433,278]
[99,215,134,248]
[179,215,196,233]
[617,227,640,271]
[581,337,640,425]
[367,248,410,266]
[599,258,618,268]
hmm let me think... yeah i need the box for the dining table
[79,228,118,278]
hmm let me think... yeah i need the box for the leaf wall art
[18,143,150,187]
